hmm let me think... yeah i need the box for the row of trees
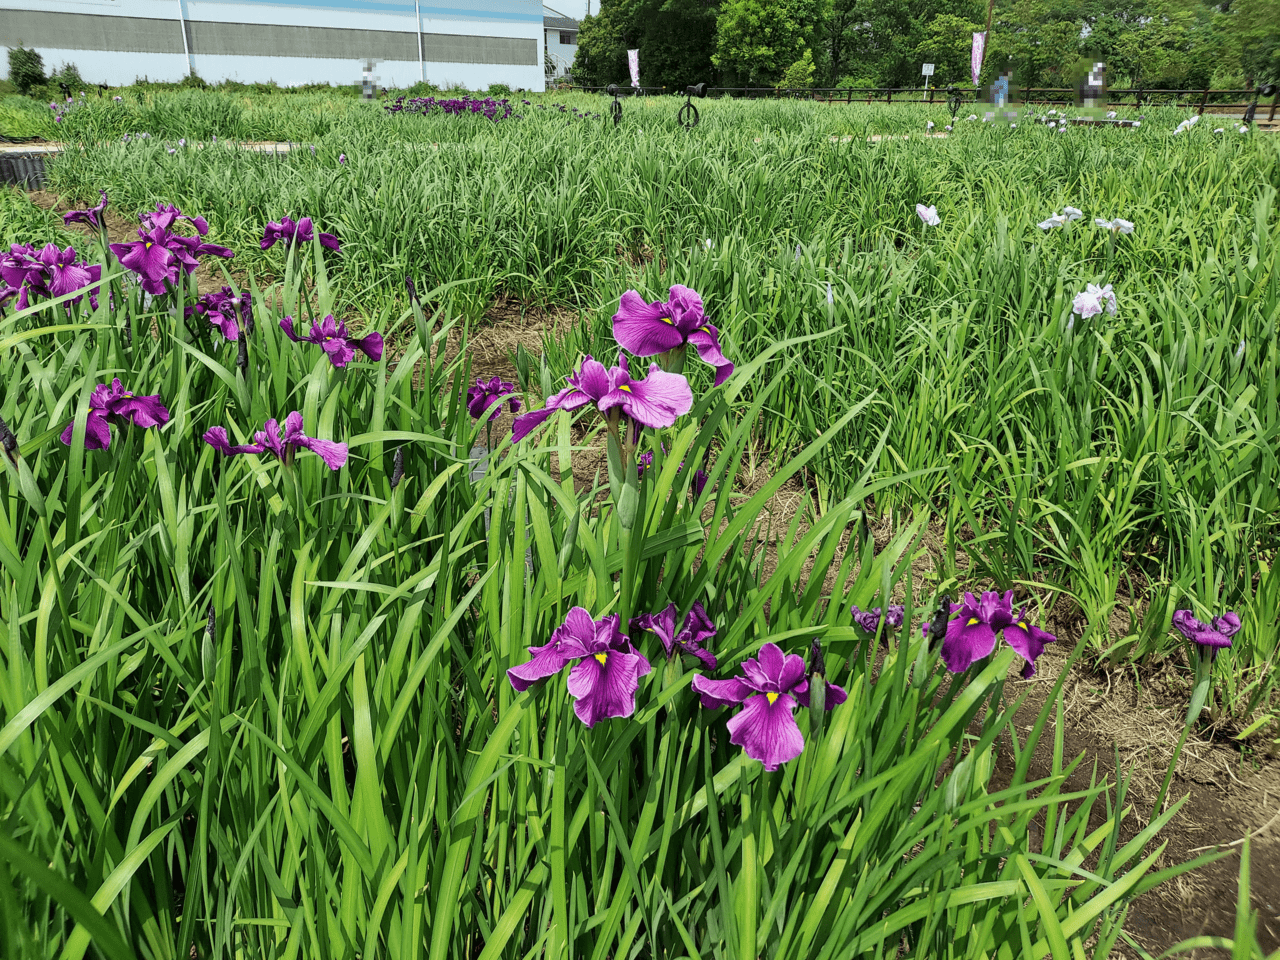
[573,0,1280,93]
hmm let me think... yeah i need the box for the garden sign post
[922,62,934,95]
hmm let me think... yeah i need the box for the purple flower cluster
[109,203,234,296]
[187,286,252,341]
[1,243,103,313]
[385,95,515,122]
[261,216,340,253]
[59,379,170,450]
[467,377,521,422]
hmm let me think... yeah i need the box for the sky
[545,0,589,19]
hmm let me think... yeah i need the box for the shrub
[8,45,46,95]
[487,82,512,97]
[778,49,816,89]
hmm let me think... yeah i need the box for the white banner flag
[971,33,985,87]
[627,49,640,88]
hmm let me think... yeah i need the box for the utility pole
[980,0,995,74]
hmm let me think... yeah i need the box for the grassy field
[0,89,1277,959]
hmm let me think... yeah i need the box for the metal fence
[568,85,1280,121]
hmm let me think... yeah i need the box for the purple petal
[940,618,999,673]
[687,325,734,386]
[61,410,112,449]
[1211,612,1241,639]
[1003,608,1056,678]
[511,385,592,442]
[726,693,805,771]
[777,651,808,694]
[684,602,717,647]
[556,606,601,658]
[631,604,678,659]
[322,337,357,368]
[202,426,265,456]
[612,290,685,357]
[665,284,706,333]
[689,673,752,708]
[572,356,614,402]
[600,365,693,429]
[354,332,383,362]
[109,391,170,428]
[565,648,652,727]
[295,435,348,470]
[318,232,341,251]
[507,638,572,692]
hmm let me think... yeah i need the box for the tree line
[572,0,1279,94]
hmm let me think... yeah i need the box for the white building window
[559,31,576,45]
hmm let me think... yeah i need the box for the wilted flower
[612,284,733,386]
[507,607,651,726]
[467,376,521,421]
[1094,217,1134,234]
[280,315,383,368]
[851,604,905,633]
[1172,610,1240,649]
[261,215,340,252]
[1072,282,1117,318]
[916,204,940,226]
[511,354,692,443]
[63,190,108,229]
[926,591,1056,678]
[60,379,170,450]
[186,286,252,341]
[631,602,717,669]
[203,411,347,470]
[691,641,847,771]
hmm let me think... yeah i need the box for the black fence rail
[567,85,1280,121]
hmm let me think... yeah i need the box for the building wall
[543,27,575,77]
[0,0,545,90]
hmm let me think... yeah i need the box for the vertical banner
[627,49,640,88]
[971,32,985,87]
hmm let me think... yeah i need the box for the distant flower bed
[384,95,517,122]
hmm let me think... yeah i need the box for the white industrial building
[542,3,575,81]
[0,0,546,90]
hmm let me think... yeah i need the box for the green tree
[574,0,719,90]
[914,12,984,85]
[713,0,830,86]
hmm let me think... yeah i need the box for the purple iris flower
[851,604,906,633]
[140,202,209,236]
[507,607,652,727]
[186,286,252,341]
[1,243,102,311]
[636,450,654,479]
[1172,610,1240,648]
[612,284,734,386]
[691,642,847,771]
[59,379,170,450]
[280,315,383,368]
[63,190,108,229]
[928,591,1056,678]
[511,354,693,443]
[630,602,717,669]
[203,411,348,470]
[467,377,522,421]
[261,216,340,253]
[110,215,233,297]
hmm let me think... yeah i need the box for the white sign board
[922,63,935,76]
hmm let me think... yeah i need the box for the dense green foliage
[575,0,1280,90]
[6,46,46,98]
[0,87,1276,960]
